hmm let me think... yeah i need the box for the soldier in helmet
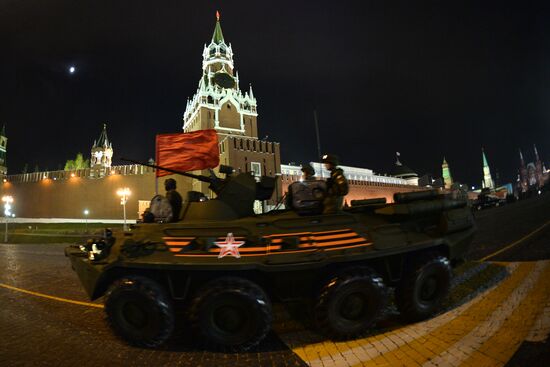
[322,154,349,214]
[164,178,183,222]
[285,163,317,209]
[301,162,316,181]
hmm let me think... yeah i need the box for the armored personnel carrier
[66,164,475,350]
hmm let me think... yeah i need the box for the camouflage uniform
[322,154,349,214]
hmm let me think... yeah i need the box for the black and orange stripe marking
[165,228,372,257]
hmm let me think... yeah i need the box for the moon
[69,66,76,74]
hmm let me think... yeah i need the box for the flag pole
[313,109,323,178]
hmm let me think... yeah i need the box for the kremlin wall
[0,14,421,222]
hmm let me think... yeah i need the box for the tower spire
[212,10,225,43]
[534,144,540,161]
[481,147,495,190]
[519,149,525,166]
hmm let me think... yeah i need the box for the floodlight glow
[84,209,89,215]
[117,188,131,231]
[117,188,131,197]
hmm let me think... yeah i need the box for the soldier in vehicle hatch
[165,178,183,222]
[322,154,349,214]
[301,162,316,181]
[285,163,317,209]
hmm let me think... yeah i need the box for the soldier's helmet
[301,162,315,177]
[322,154,339,166]
[164,178,177,190]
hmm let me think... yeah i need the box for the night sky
[1,1,549,187]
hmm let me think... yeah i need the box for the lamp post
[2,195,13,243]
[117,188,131,231]
[83,209,89,233]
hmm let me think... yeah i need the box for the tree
[21,163,28,174]
[64,153,90,171]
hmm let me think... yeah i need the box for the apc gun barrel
[120,158,211,183]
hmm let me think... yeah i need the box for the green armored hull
[66,169,475,350]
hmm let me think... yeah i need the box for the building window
[251,162,262,177]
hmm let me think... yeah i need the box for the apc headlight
[81,239,111,261]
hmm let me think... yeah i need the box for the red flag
[155,130,219,177]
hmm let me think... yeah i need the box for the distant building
[442,157,453,189]
[281,163,410,185]
[418,174,444,189]
[0,125,7,176]
[481,148,495,190]
[391,153,419,186]
[517,145,548,194]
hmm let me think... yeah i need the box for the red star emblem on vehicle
[214,233,245,259]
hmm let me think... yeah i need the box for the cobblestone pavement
[279,261,550,367]
[0,244,307,367]
[2,195,550,366]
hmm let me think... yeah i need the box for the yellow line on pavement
[459,261,550,366]
[349,262,537,367]
[480,219,550,261]
[0,282,104,309]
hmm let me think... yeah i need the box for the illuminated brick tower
[442,157,453,189]
[481,148,495,190]
[0,125,7,176]
[182,12,281,199]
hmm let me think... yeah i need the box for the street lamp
[117,188,131,231]
[83,209,89,233]
[2,195,13,243]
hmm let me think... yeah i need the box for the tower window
[207,96,213,104]
[227,104,231,110]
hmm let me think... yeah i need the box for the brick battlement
[5,164,154,184]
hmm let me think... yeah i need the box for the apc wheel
[189,277,272,351]
[314,268,387,339]
[104,275,175,348]
[395,254,451,322]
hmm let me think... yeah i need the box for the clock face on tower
[94,151,103,160]
[212,72,235,89]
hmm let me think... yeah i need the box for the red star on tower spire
[216,10,220,21]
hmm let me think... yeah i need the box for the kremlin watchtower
[182,12,281,199]
[90,124,113,177]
